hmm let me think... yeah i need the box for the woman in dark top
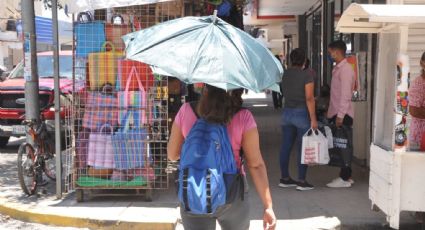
[278,48,318,191]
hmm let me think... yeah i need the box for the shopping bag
[301,129,329,165]
[88,41,124,91]
[319,126,334,149]
[118,66,148,126]
[105,15,131,51]
[116,59,154,91]
[112,111,148,170]
[87,124,114,168]
[328,125,353,167]
[82,91,118,130]
[75,12,106,58]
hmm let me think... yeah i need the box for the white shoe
[326,177,352,188]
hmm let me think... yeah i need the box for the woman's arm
[305,82,318,129]
[410,106,425,119]
[242,128,276,229]
[167,123,184,161]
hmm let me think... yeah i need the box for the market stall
[64,0,184,202]
[337,3,425,229]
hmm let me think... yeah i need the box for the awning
[336,3,425,33]
[63,0,175,13]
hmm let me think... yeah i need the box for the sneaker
[326,177,352,188]
[348,178,355,184]
[296,181,314,191]
[278,178,298,188]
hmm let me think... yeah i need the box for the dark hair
[304,59,310,69]
[198,85,244,124]
[328,40,347,54]
[290,48,306,67]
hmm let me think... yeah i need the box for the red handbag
[117,59,155,91]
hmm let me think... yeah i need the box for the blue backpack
[178,102,244,215]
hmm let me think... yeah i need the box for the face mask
[327,54,335,64]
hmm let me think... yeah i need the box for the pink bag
[87,124,114,168]
[117,66,148,126]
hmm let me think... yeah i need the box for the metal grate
[64,1,185,199]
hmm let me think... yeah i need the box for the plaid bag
[87,124,114,169]
[112,111,148,170]
[88,41,124,91]
[116,59,154,91]
[75,128,90,169]
[75,13,106,58]
[118,66,148,126]
[82,91,118,130]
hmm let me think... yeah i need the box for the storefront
[337,3,425,229]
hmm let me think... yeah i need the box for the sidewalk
[0,94,420,230]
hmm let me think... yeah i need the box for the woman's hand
[263,208,276,230]
[311,119,318,130]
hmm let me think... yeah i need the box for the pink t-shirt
[174,103,257,168]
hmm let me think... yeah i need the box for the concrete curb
[0,202,176,230]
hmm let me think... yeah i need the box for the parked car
[0,51,83,148]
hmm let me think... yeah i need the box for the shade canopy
[63,0,174,13]
[336,3,425,33]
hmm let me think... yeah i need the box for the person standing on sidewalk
[326,40,355,188]
[272,55,284,109]
[168,85,276,230]
[278,48,318,191]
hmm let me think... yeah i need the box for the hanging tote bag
[112,111,148,170]
[116,59,155,91]
[88,41,124,91]
[105,14,131,51]
[117,66,148,126]
[82,89,118,130]
[75,12,106,58]
[301,129,330,165]
[87,124,114,168]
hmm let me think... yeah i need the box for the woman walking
[278,48,318,191]
[168,85,276,230]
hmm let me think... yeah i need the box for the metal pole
[21,0,39,132]
[51,0,62,198]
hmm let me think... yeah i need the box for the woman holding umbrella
[168,85,276,230]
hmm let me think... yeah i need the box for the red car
[0,51,83,147]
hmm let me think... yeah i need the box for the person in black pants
[326,40,355,188]
[272,55,283,109]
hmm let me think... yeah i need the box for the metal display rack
[65,1,183,202]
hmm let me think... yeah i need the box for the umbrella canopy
[123,14,283,93]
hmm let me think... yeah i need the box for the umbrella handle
[212,10,218,24]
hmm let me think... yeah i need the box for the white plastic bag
[301,129,330,165]
[323,126,334,149]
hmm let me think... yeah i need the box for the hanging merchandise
[106,14,131,51]
[75,128,91,168]
[112,111,148,170]
[117,66,148,126]
[87,124,115,169]
[82,89,118,130]
[88,41,124,91]
[117,59,155,90]
[75,12,106,58]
